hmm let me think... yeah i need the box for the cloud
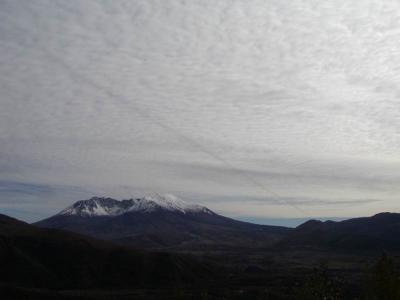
[0,180,91,222]
[1,0,400,221]
[0,180,55,197]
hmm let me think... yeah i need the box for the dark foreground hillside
[3,213,400,299]
[0,214,217,299]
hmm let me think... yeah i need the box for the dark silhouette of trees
[365,253,400,300]
[294,263,342,300]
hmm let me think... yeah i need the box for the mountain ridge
[35,195,290,250]
[36,195,400,252]
[59,194,213,217]
[280,212,400,252]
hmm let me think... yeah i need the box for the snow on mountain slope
[59,194,213,217]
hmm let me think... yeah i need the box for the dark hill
[0,213,213,291]
[280,212,400,252]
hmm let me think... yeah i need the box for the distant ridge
[280,212,400,252]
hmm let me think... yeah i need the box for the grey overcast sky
[1,0,400,223]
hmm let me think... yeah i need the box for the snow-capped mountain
[35,195,290,250]
[59,194,213,217]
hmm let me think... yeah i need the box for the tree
[365,253,400,300]
[294,263,342,300]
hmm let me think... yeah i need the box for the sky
[1,0,400,224]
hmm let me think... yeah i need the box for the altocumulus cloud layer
[1,0,400,222]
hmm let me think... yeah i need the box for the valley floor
[3,250,398,300]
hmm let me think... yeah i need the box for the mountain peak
[58,194,213,217]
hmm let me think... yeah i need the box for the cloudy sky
[1,0,400,224]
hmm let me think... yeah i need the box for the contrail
[56,55,307,216]
[11,21,307,216]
